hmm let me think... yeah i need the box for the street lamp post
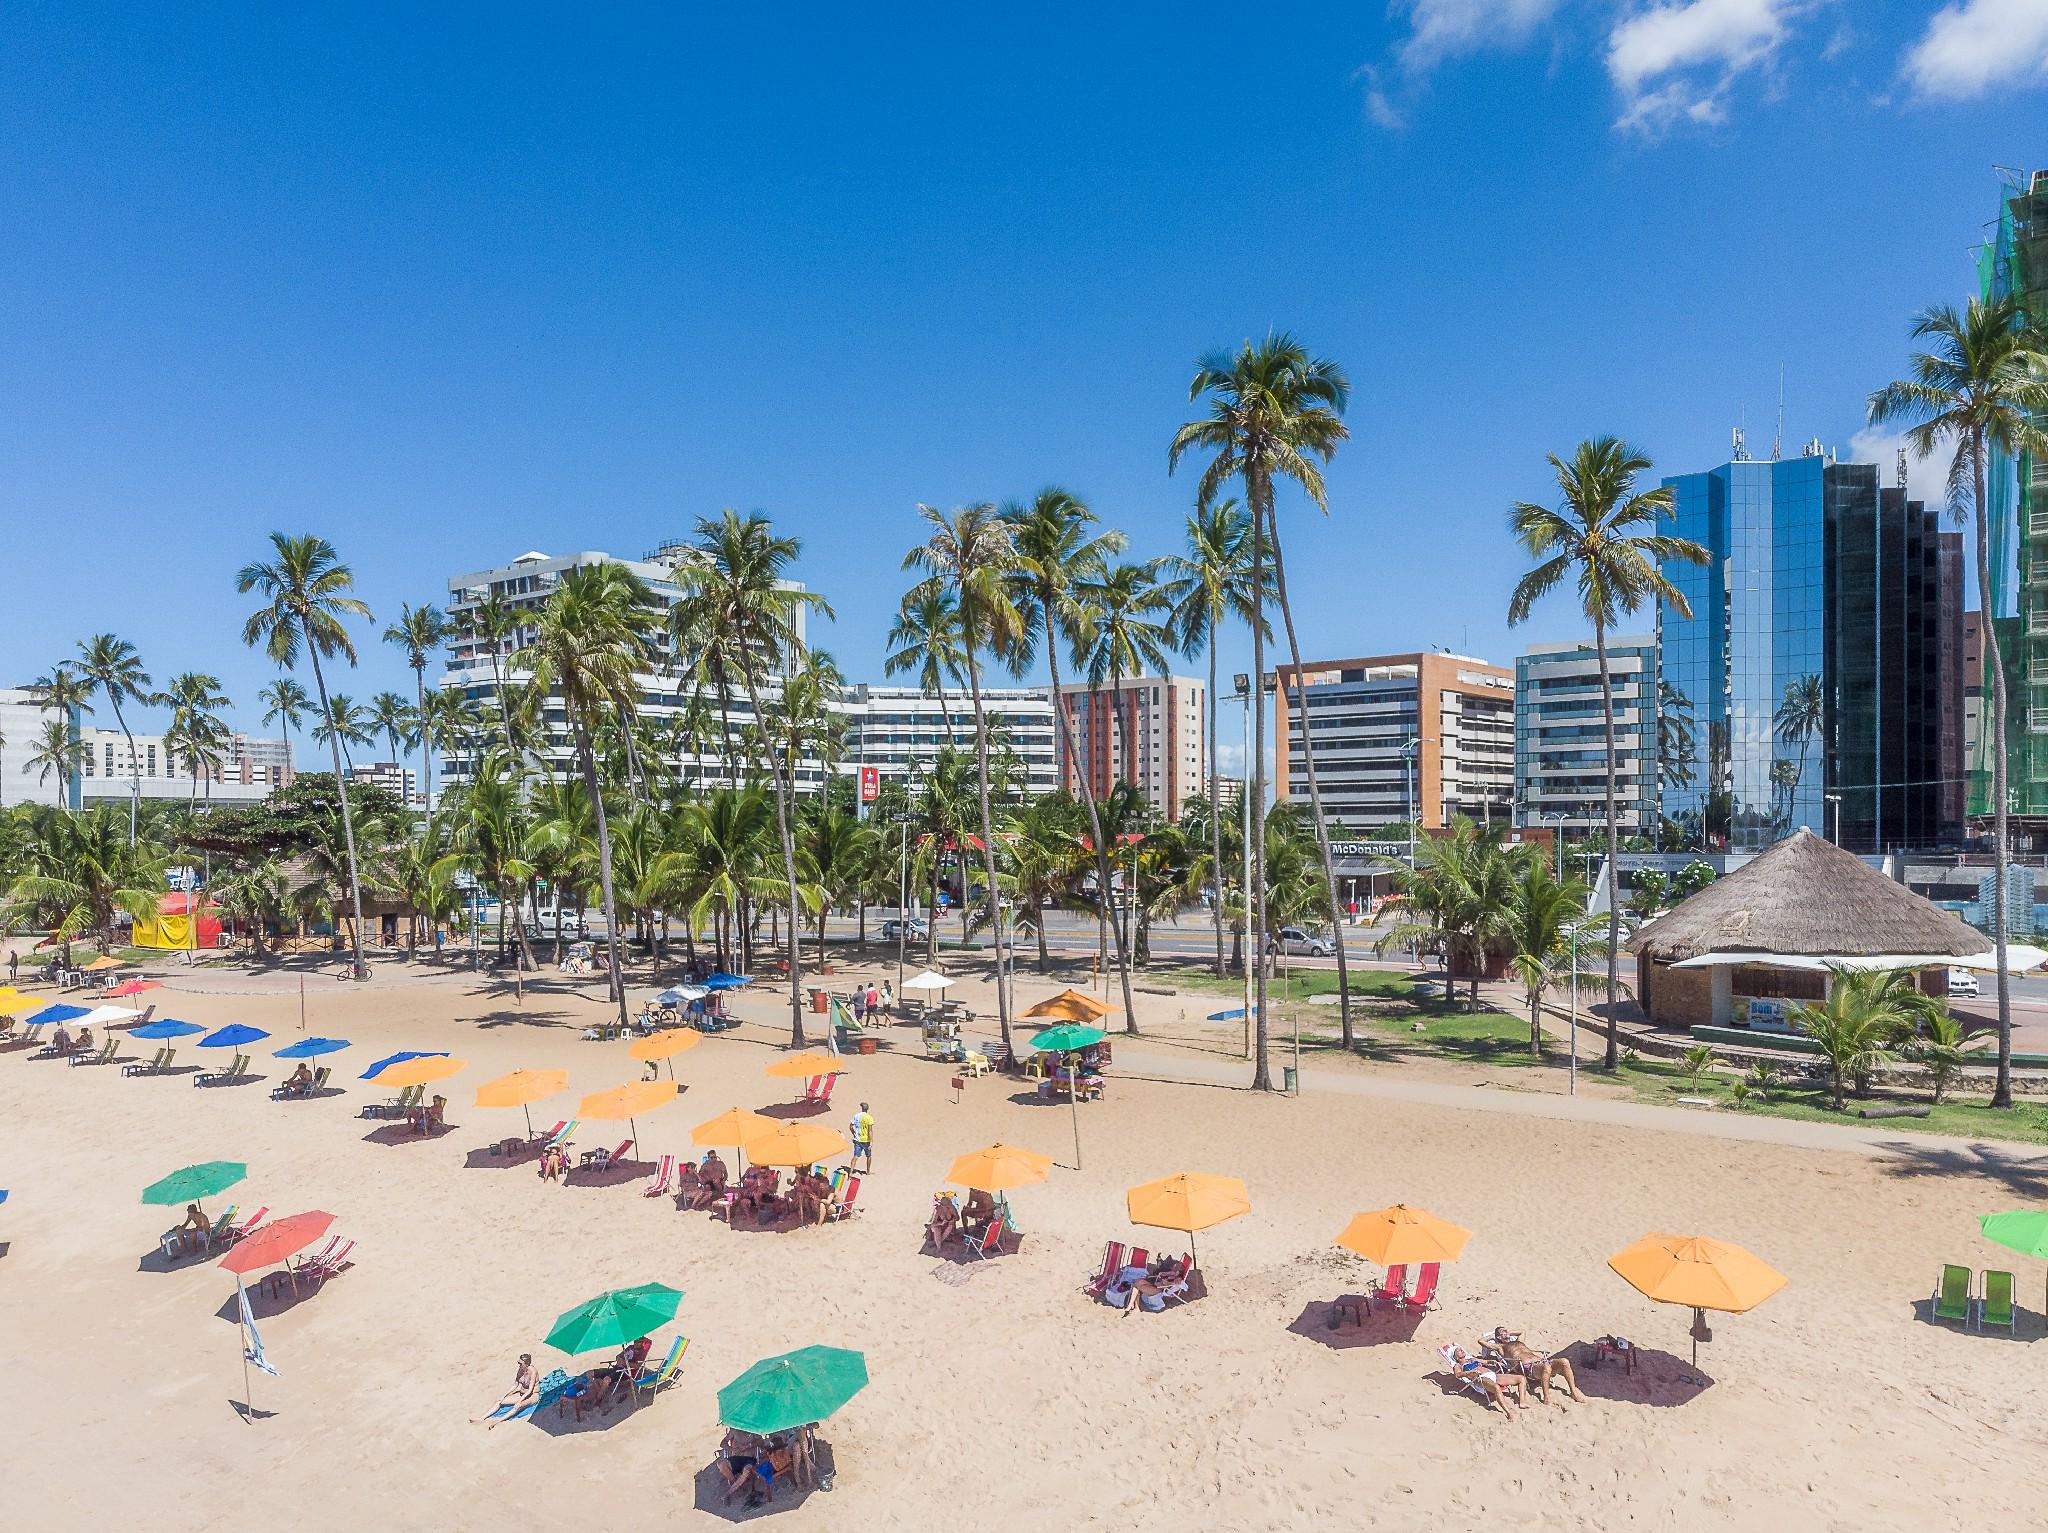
[1824,792,1842,846]
[1233,674,1255,1060]
[1401,735,1421,871]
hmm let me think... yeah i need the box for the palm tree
[466,593,522,759]
[370,691,418,775]
[1160,498,1264,980]
[673,512,834,1046]
[1004,793,1086,967]
[1902,1004,1985,1107]
[383,600,448,838]
[164,672,232,810]
[1795,968,1911,1111]
[3,803,169,953]
[75,634,157,844]
[1773,673,1825,827]
[1500,857,1592,1056]
[517,563,661,1030]
[684,786,782,972]
[1507,438,1709,1069]
[314,694,376,767]
[259,676,312,778]
[454,754,539,995]
[237,532,376,980]
[1079,559,1175,785]
[802,804,873,970]
[1170,336,1351,1085]
[1870,295,2048,1109]
[1003,488,1142,1034]
[884,587,968,730]
[904,503,1027,1055]
[23,717,85,807]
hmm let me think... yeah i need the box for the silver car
[1267,926,1337,958]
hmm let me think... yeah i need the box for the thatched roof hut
[1628,830,1990,1029]
[1630,829,1991,964]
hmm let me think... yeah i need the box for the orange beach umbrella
[474,1069,569,1136]
[691,1107,777,1169]
[218,1210,336,1276]
[1334,1205,1472,1267]
[630,1030,704,1074]
[81,954,127,971]
[1126,1172,1250,1263]
[374,1055,466,1090]
[743,1121,851,1168]
[947,1143,1053,1194]
[1608,1232,1787,1377]
[764,1051,843,1080]
[1021,989,1116,1023]
[578,1079,680,1152]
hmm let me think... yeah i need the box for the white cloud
[1607,0,1806,132]
[1903,0,2048,100]
[1395,0,1566,73]
[1354,63,1408,128]
[1847,425,1964,514]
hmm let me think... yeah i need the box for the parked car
[1266,926,1337,958]
[1946,968,1981,998]
[881,917,931,942]
[523,906,584,939]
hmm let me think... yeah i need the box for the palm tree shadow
[472,1007,577,1030]
[1868,1138,2048,1200]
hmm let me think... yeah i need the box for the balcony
[2030,708,2048,736]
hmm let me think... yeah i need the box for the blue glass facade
[1659,457,1827,852]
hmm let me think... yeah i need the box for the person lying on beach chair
[1114,1255,1189,1314]
[925,1192,962,1251]
[690,1152,730,1209]
[472,1353,539,1427]
[537,1143,570,1183]
[1443,1344,1527,1420]
[1486,1327,1585,1404]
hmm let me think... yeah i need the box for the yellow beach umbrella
[764,1051,843,1080]
[1608,1232,1787,1377]
[743,1120,850,1168]
[1126,1172,1250,1263]
[947,1142,1053,1193]
[578,1079,681,1150]
[80,954,127,972]
[375,1055,467,1089]
[630,1029,703,1078]
[692,1106,777,1170]
[473,1068,569,1136]
[1334,1205,1472,1267]
[1021,989,1116,1022]
[0,989,39,1015]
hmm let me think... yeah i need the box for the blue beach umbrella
[24,1004,89,1028]
[360,1050,448,1081]
[199,1024,271,1049]
[274,1037,351,1059]
[703,973,751,991]
[1207,1006,1257,1022]
[131,1019,206,1040]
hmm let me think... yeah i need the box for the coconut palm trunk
[1262,507,1354,1049]
[960,640,1014,1056]
[1206,630,1226,978]
[1593,617,1622,1070]
[1245,477,1274,1088]
[1973,430,2014,1105]
[572,723,629,1030]
[737,671,808,1048]
[306,643,369,981]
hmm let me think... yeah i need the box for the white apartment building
[443,545,823,793]
[1055,674,1205,821]
[349,760,421,806]
[1514,636,1658,837]
[841,685,1057,796]
[79,727,288,806]
[1,688,77,809]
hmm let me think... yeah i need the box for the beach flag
[237,1279,279,1377]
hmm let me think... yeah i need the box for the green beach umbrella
[545,1282,683,1356]
[141,1161,246,1207]
[1026,1023,1107,1170]
[717,1345,868,1436]
[1980,1210,2048,1314]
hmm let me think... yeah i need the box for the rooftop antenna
[1771,365,1784,461]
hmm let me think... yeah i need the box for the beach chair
[194,1052,246,1087]
[1981,1270,2017,1335]
[965,1212,1007,1260]
[214,1206,268,1250]
[70,1037,118,1068]
[544,1118,579,1149]
[1402,1262,1443,1314]
[302,1237,356,1284]
[174,1203,236,1258]
[1437,1344,1505,1412]
[801,1072,842,1106]
[1370,1264,1410,1311]
[961,1050,992,1077]
[365,1083,423,1119]
[581,1139,634,1170]
[1085,1242,1128,1298]
[311,1066,331,1092]
[643,1155,675,1197]
[824,1172,863,1222]
[1932,1264,1975,1328]
[630,1335,690,1405]
[124,1047,170,1078]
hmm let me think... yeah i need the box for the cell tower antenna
[1771,365,1784,460]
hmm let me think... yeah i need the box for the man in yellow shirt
[850,1103,875,1172]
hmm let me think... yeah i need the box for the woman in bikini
[1445,1344,1527,1420]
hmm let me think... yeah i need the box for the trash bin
[1282,1066,1298,1093]
[808,988,828,1014]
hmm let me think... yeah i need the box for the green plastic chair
[1932,1264,1974,1327]
[1981,1269,2017,1334]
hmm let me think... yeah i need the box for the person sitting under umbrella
[581,1335,652,1417]
[49,1022,72,1056]
[790,1165,832,1226]
[961,1187,996,1242]
[1111,1254,1189,1314]
[690,1152,730,1210]
[673,1159,701,1207]
[409,1094,448,1136]
[537,1141,569,1183]
[717,1428,776,1508]
[283,1061,315,1097]
[1486,1326,1585,1404]
[174,1203,211,1256]
[734,1165,781,1226]
[925,1192,962,1251]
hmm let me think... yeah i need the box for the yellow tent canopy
[1608,1233,1786,1314]
[630,1031,703,1063]
[579,1080,681,1122]
[691,1107,775,1147]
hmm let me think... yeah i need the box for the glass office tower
[1659,454,1827,853]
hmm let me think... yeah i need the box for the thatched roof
[1628,829,1992,963]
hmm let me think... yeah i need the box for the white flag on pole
[237,1278,280,1377]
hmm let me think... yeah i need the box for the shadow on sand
[755,1100,830,1121]
[212,1275,332,1322]
[689,1439,837,1521]
[362,1121,459,1147]
[1868,1138,2048,1200]
[1286,1299,1422,1351]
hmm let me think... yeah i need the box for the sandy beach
[2,949,2042,1532]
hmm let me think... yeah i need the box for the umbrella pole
[524,1104,533,1138]
[1068,1063,1082,1171]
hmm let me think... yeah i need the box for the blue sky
[1,3,2043,772]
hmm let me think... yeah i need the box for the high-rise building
[1964,611,1985,766]
[0,688,79,810]
[1659,448,1962,854]
[1513,637,1658,839]
[840,685,1057,796]
[78,727,283,805]
[1055,675,1205,821]
[349,760,420,805]
[1273,653,1514,831]
[1971,168,2048,845]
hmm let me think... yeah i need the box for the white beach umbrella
[901,970,955,992]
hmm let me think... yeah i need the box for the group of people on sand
[1103,1253,1191,1313]
[717,1422,821,1507]
[1444,1327,1587,1419]
[43,1023,92,1059]
[923,1187,999,1252]
[472,1337,655,1427]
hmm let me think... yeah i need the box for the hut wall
[1639,957,1718,1027]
